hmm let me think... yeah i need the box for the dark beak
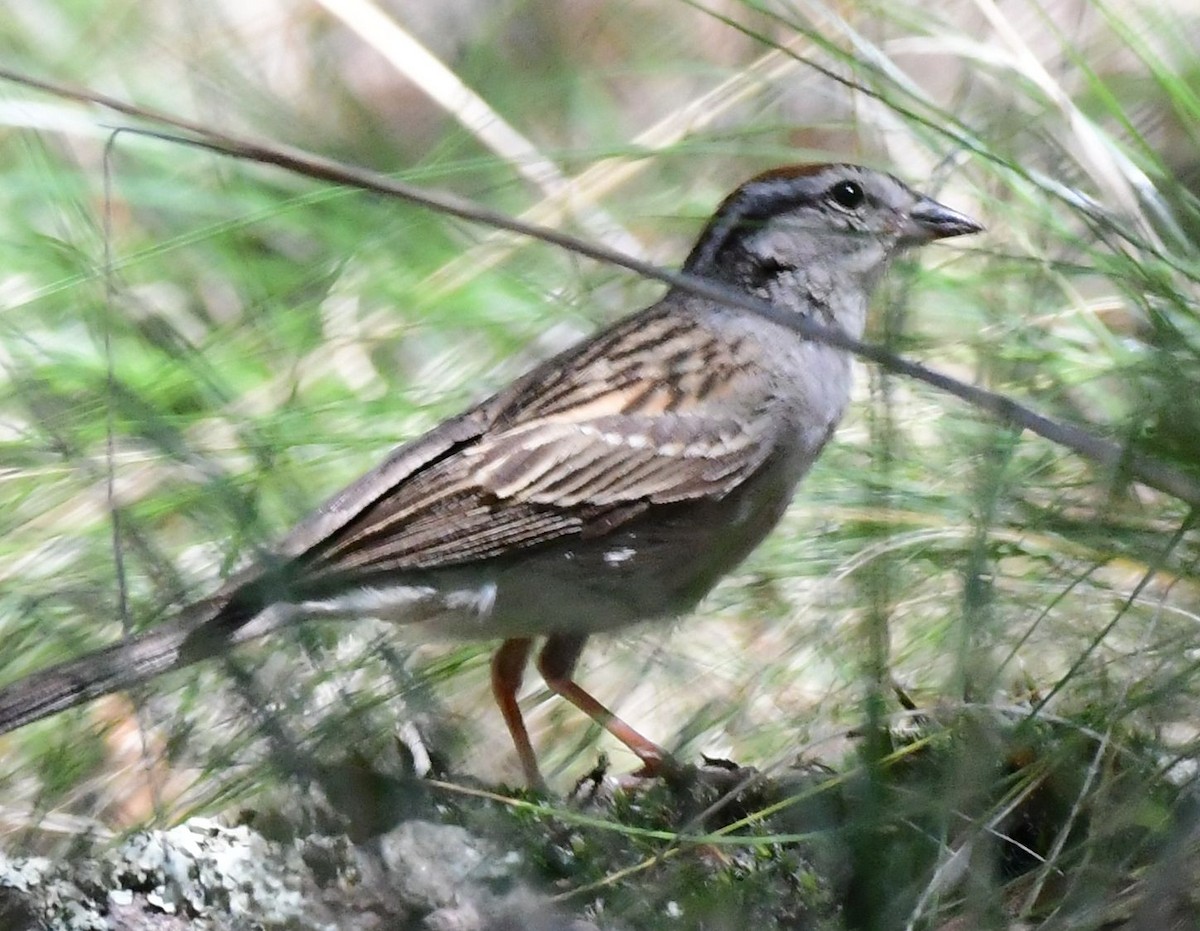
[905,196,984,242]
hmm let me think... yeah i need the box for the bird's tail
[0,590,280,736]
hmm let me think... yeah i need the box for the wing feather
[292,306,779,577]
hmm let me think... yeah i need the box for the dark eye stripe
[683,177,822,273]
[680,164,883,274]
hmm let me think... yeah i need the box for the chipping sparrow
[0,163,981,788]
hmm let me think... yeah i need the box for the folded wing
[284,307,779,578]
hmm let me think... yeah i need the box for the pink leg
[536,633,671,777]
[490,638,544,789]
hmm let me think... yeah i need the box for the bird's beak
[904,196,984,242]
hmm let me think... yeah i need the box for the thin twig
[1,66,1197,507]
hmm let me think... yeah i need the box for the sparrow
[0,163,981,788]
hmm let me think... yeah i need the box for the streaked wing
[285,305,777,576]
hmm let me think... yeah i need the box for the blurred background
[0,0,1198,928]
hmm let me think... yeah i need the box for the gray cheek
[806,265,836,302]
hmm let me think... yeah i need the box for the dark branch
[0,66,1195,507]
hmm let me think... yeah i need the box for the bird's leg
[537,633,671,778]
[489,637,545,790]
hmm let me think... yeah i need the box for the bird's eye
[827,180,865,211]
